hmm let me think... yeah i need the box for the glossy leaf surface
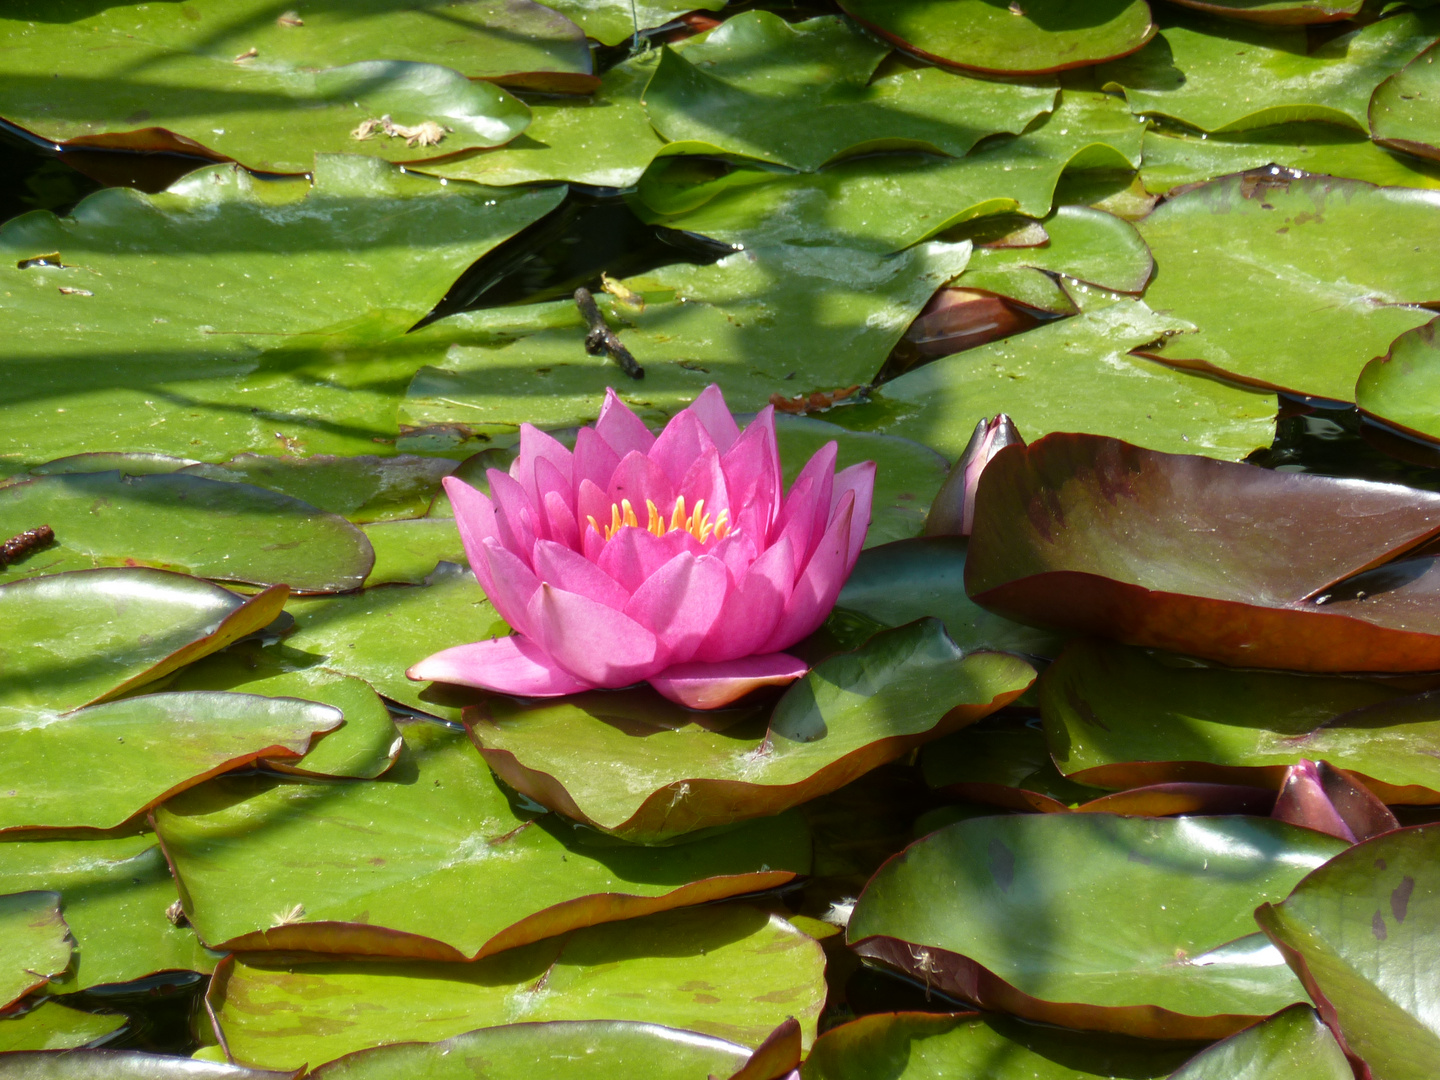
[849,814,1345,1037]
[179,455,455,523]
[0,835,214,991]
[837,0,1155,76]
[966,433,1440,671]
[472,620,1034,841]
[0,893,69,1010]
[1256,825,1440,1080]
[0,1002,125,1052]
[0,158,564,470]
[1166,0,1360,22]
[542,0,728,47]
[0,693,340,832]
[155,722,810,957]
[0,1053,297,1078]
[1357,318,1440,445]
[360,520,467,587]
[1371,41,1440,163]
[0,474,372,593]
[0,569,283,712]
[1166,1004,1351,1079]
[210,905,826,1069]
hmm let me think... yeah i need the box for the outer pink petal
[607,450,675,520]
[685,384,741,455]
[442,477,501,596]
[768,476,817,580]
[530,583,663,687]
[762,492,855,653]
[831,460,875,572]
[534,455,574,518]
[691,535,794,663]
[648,653,809,710]
[721,405,782,537]
[532,538,630,610]
[574,426,621,496]
[596,388,655,458]
[623,552,728,664]
[406,635,591,697]
[649,409,714,492]
[510,423,573,508]
[481,539,541,638]
[486,468,539,565]
[778,440,837,567]
[543,489,580,551]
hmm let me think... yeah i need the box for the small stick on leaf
[0,525,55,569]
[575,287,644,379]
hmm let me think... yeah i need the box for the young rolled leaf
[966,434,1440,672]
[154,723,810,958]
[1256,824,1440,1080]
[0,892,70,1010]
[0,692,342,833]
[1270,759,1398,843]
[468,619,1035,842]
[848,814,1346,1038]
[0,568,286,712]
[207,906,826,1070]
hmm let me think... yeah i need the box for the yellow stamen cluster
[588,496,732,543]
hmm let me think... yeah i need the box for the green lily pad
[0,568,286,712]
[305,1020,755,1079]
[966,432,1440,672]
[284,565,509,723]
[209,904,826,1069]
[0,1001,125,1052]
[0,692,341,833]
[1357,318,1440,445]
[155,722,810,957]
[801,1011,1203,1080]
[0,157,565,472]
[1037,638,1440,801]
[1256,825,1440,1080]
[399,241,973,446]
[642,14,1057,171]
[360,520,467,586]
[921,721,1108,809]
[851,298,1276,462]
[29,453,199,476]
[159,648,401,780]
[0,473,373,594]
[0,893,70,1010]
[1372,41,1440,163]
[178,455,455,524]
[471,620,1035,842]
[1134,170,1440,403]
[848,814,1346,1038]
[1166,0,1360,22]
[427,54,665,188]
[1140,124,1440,195]
[1167,1004,1351,1080]
[0,835,215,991]
[1100,12,1439,133]
[636,89,1144,252]
[541,0,728,47]
[957,205,1153,315]
[836,0,1156,77]
[0,1052,299,1078]
[836,538,1069,657]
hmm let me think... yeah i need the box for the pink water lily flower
[408,386,874,709]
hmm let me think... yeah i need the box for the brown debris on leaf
[233,47,258,63]
[770,385,862,415]
[351,115,451,148]
[277,10,304,26]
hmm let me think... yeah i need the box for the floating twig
[770,385,863,415]
[575,287,644,379]
[0,525,54,569]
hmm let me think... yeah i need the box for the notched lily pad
[1357,317,1440,446]
[848,814,1346,1038]
[0,892,70,1010]
[0,692,341,833]
[470,619,1035,843]
[1371,40,1440,164]
[179,455,456,523]
[0,568,286,712]
[155,722,811,959]
[0,1000,126,1052]
[966,433,1440,671]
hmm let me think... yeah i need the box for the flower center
[588,495,732,543]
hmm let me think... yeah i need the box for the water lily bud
[924,414,1024,537]
[407,385,875,710]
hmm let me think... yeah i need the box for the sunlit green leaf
[0,1001,125,1052]
[1167,1004,1351,1080]
[1357,317,1440,445]
[0,893,70,1010]
[541,0,727,47]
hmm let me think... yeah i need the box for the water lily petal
[510,423,573,509]
[532,538,630,610]
[406,634,591,697]
[686,383,741,455]
[596,526,701,594]
[648,652,809,710]
[692,535,794,664]
[543,489,580,551]
[650,409,716,492]
[486,468,539,566]
[831,460,876,572]
[595,387,655,458]
[677,447,731,524]
[573,426,621,497]
[530,583,663,687]
[576,477,611,543]
[441,476,501,595]
[763,491,855,653]
[722,405,782,538]
[607,450,675,522]
[481,539,541,638]
[624,551,728,663]
[781,440,838,568]
[769,475,818,580]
